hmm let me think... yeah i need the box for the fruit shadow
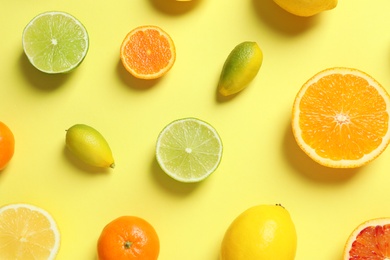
[62,146,111,174]
[149,0,202,15]
[0,167,11,184]
[19,52,71,91]
[252,0,319,35]
[150,156,201,196]
[283,120,361,182]
[116,60,161,90]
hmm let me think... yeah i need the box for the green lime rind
[22,11,89,74]
[65,124,115,169]
[155,117,223,183]
[218,41,263,96]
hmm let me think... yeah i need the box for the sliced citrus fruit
[218,41,263,96]
[292,67,390,168]
[120,25,176,80]
[343,218,390,259]
[0,203,60,259]
[97,216,160,260]
[155,117,223,183]
[22,11,89,74]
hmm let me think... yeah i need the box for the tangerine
[97,216,160,260]
[0,121,15,170]
[120,25,176,80]
[292,67,390,168]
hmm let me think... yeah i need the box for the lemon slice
[156,118,223,183]
[0,203,60,259]
[22,11,89,74]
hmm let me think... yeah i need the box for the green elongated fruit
[218,41,263,96]
[65,124,115,168]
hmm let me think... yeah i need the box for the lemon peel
[218,41,263,96]
[65,124,115,168]
[273,0,338,17]
[221,204,297,260]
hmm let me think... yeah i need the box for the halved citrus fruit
[22,11,89,74]
[97,216,160,260]
[343,218,390,259]
[155,117,223,183]
[120,25,176,80]
[0,203,60,259]
[292,67,390,168]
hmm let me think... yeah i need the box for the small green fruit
[65,124,115,168]
[218,41,263,96]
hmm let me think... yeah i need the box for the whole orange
[0,122,15,170]
[97,216,160,260]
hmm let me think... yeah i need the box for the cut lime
[156,118,223,183]
[22,11,89,74]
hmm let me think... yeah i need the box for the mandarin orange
[97,216,159,260]
[292,67,390,168]
[120,25,176,80]
[0,121,15,170]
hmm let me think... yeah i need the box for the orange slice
[292,67,390,168]
[0,203,60,259]
[120,25,176,80]
[343,218,390,259]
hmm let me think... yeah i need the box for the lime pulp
[22,11,89,74]
[156,118,223,183]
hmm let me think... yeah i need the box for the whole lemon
[218,41,263,96]
[65,124,115,168]
[220,204,297,260]
[273,0,338,17]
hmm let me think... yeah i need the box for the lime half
[156,118,223,183]
[22,11,89,74]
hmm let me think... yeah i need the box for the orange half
[120,25,176,80]
[343,218,390,259]
[292,67,390,168]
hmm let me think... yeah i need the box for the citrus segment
[218,41,263,96]
[0,122,15,170]
[22,11,89,74]
[343,218,390,259]
[120,25,176,79]
[221,204,297,260]
[155,118,223,183]
[97,216,159,260]
[292,67,390,168]
[0,203,60,260]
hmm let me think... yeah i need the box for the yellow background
[1,0,390,259]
